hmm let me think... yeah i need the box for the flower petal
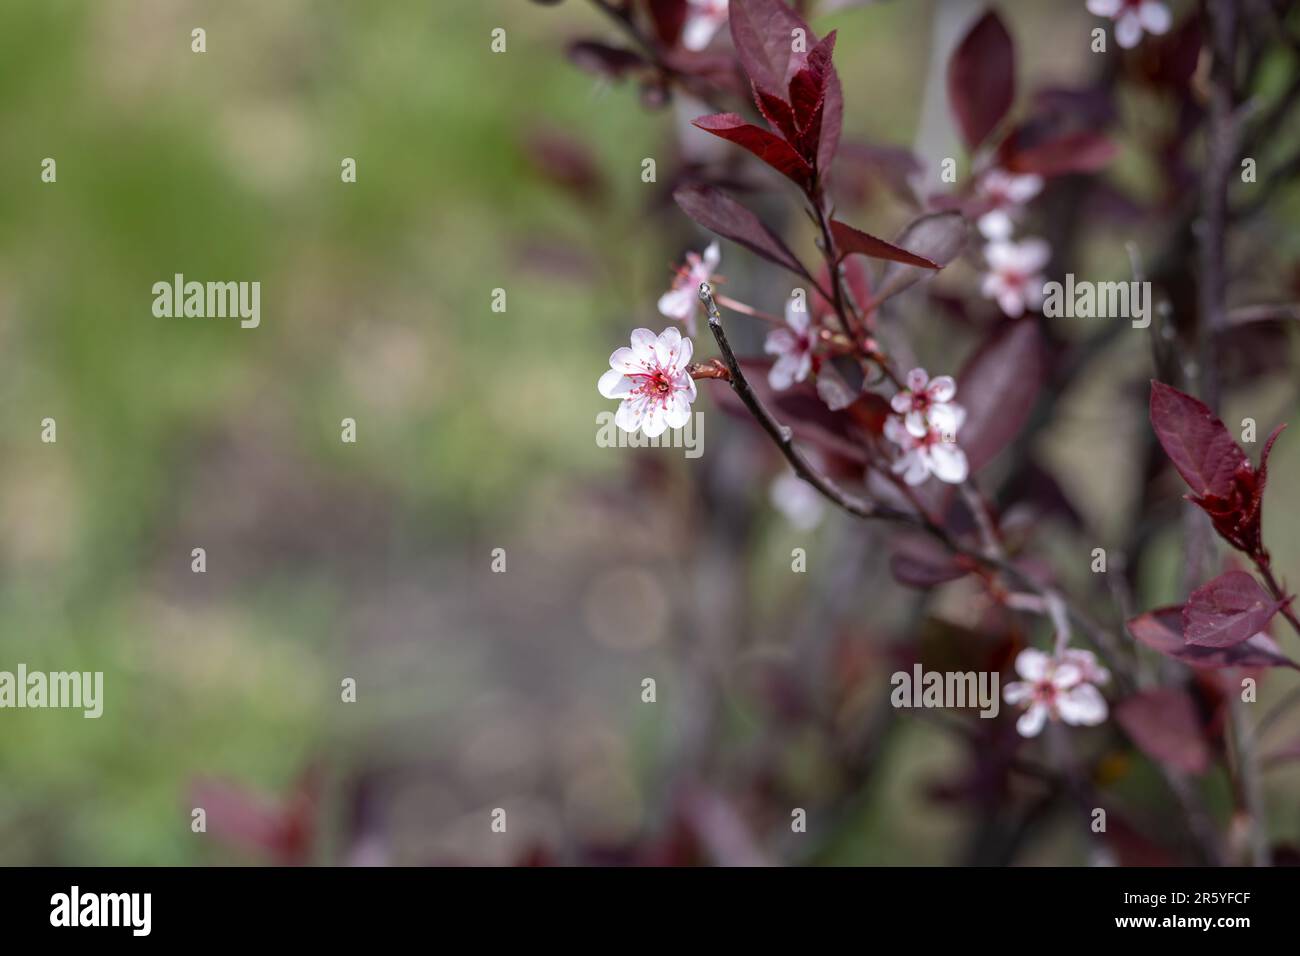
[768,353,801,391]
[927,375,957,403]
[598,369,633,398]
[1140,2,1171,34]
[1057,683,1108,726]
[928,442,969,484]
[786,296,810,334]
[1115,11,1142,48]
[642,401,669,438]
[658,287,694,322]
[655,326,683,366]
[1087,0,1123,15]
[665,391,693,430]
[615,395,648,433]
[702,240,721,273]
[905,368,929,392]
[610,347,645,375]
[765,328,797,356]
[1003,681,1034,705]
[1017,702,1049,737]
[978,209,1013,241]
[1015,648,1051,681]
[630,328,658,363]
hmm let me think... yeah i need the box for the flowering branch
[698,281,912,524]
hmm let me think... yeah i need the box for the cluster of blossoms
[603,243,975,488]
[1086,0,1171,50]
[885,369,969,485]
[1003,647,1110,737]
[976,168,1050,319]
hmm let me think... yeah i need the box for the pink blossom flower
[682,0,730,52]
[658,241,720,336]
[975,168,1043,240]
[1086,0,1171,50]
[764,296,814,390]
[598,327,697,437]
[884,411,969,486]
[982,238,1050,318]
[1003,647,1109,738]
[890,367,963,439]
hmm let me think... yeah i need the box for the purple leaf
[1115,689,1212,775]
[955,321,1043,474]
[831,218,940,269]
[1128,606,1299,670]
[812,47,843,174]
[787,31,836,122]
[874,211,968,302]
[1183,571,1285,648]
[728,0,805,97]
[754,88,800,142]
[673,184,811,279]
[1149,380,1249,499]
[692,113,813,183]
[947,11,1015,152]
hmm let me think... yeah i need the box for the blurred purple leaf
[956,321,1044,474]
[1128,606,1299,670]
[1149,380,1248,499]
[947,11,1015,152]
[673,183,811,279]
[874,211,968,302]
[1183,571,1284,648]
[1115,688,1212,775]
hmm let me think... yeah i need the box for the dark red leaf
[813,51,843,174]
[673,183,811,279]
[1001,130,1118,177]
[730,0,841,172]
[947,11,1015,152]
[831,218,940,269]
[1149,381,1249,498]
[646,0,688,47]
[1128,606,1299,670]
[1115,689,1212,775]
[692,113,813,183]
[874,211,968,302]
[1183,571,1284,648]
[788,31,837,128]
[956,321,1043,474]
[754,88,799,142]
[837,139,923,205]
[728,0,805,96]
[1258,423,1286,488]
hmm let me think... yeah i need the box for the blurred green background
[1,0,1298,865]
